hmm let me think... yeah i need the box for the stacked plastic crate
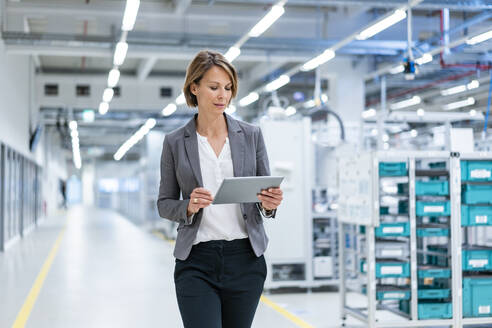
[398,160,453,319]
[360,162,412,309]
[461,160,492,319]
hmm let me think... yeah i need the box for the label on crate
[381,249,403,257]
[469,259,488,267]
[471,169,491,179]
[479,305,491,314]
[475,215,488,224]
[384,292,405,299]
[380,266,403,275]
[362,263,367,272]
[382,227,404,234]
[424,206,444,213]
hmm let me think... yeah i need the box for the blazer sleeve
[255,127,277,218]
[156,135,192,225]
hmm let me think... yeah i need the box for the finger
[194,187,213,195]
[193,190,214,200]
[258,194,281,206]
[260,190,282,201]
[261,201,276,210]
[267,188,282,195]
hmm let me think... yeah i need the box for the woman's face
[191,65,233,115]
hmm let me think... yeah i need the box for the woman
[157,50,283,328]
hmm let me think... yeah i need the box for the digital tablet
[212,176,284,204]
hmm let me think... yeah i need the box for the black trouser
[174,238,267,328]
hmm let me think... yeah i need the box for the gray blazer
[157,113,274,260]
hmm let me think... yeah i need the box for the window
[113,86,121,97]
[160,87,172,98]
[76,85,90,97]
[44,84,58,96]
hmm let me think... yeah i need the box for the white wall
[0,40,34,157]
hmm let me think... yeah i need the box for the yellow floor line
[12,226,67,328]
[260,295,315,328]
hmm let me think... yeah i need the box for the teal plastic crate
[462,184,492,205]
[361,259,410,278]
[462,161,492,182]
[427,245,449,267]
[417,225,450,237]
[398,200,409,214]
[461,205,492,226]
[418,266,451,279]
[463,247,492,271]
[418,302,452,319]
[418,288,450,299]
[376,261,410,278]
[377,287,411,300]
[416,201,451,216]
[380,206,389,215]
[375,222,410,237]
[416,181,449,196]
[397,183,409,194]
[429,161,447,169]
[463,277,492,317]
[379,162,408,177]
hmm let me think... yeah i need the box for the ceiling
[2,0,492,158]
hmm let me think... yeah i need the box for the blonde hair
[183,50,238,107]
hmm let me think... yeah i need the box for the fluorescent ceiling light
[382,134,389,142]
[225,104,236,114]
[443,97,475,110]
[362,108,376,119]
[239,92,259,107]
[441,80,480,96]
[175,93,186,105]
[390,65,404,74]
[248,4,285,38]
[265,75,290,92]
[70,130,78,138]
[301,49,335,71]
[103,88,114,103]
[371,129,378,136]
[285,106,296,116]
[417,108,425,116]
[466,29,492,45]
[162,103,177,116]
[145,118,156,129]
[390,96,421,110]
[356,9,406,40]
[224,47,241,62]
[470,109,477,116]
[415,53,432,65]
[107,69,120,88]
[99,102,109,115]
[113,42,128,66]
[69,120,78,130]
[122,0,140,31]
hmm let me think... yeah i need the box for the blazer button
[243,214,247,219]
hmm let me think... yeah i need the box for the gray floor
[0,206,373,328]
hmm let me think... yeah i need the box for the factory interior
[1,0,492,327]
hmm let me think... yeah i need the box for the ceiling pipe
[439,9,492,70]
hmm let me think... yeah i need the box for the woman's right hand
[187,187,214,216]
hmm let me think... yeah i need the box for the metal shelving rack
[338,151,492,327]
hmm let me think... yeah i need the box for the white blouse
[193,132,248,245]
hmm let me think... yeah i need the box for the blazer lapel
[183,114,203,186]
[225,113,245,177]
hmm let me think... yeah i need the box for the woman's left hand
[257,187,283,211]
